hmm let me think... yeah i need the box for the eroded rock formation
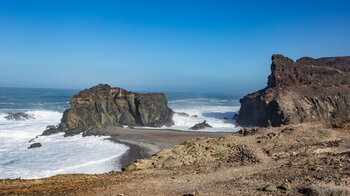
[237,54,350,127]
[43,84,174,136]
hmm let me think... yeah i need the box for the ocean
[0,87,241,179]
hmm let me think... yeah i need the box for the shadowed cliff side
[237,54,350,127]
[43,84,174,136]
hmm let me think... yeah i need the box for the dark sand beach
[101,126,231,168]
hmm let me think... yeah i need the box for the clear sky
[0,0,349,95]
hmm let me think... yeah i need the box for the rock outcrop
[176,112,189,117]
[28,143,42,149]
[237,54,350,127]
[189,120,212,130]
[5,112,35,121]
[43,84,174,136]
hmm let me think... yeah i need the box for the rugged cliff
[43,84,174,136]
[237,54,350,127]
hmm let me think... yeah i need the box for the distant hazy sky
[0,0,349,95]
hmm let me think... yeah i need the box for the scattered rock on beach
[28,143,42,149]
[5,112,35,121]
[189,120,212,130]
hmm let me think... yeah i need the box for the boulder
[42,84,174,136]
[28,143,42,149]
[176,112,190,117]
[189,120,212,130]
[41,125,61,136]
[5,112,35,121]
[279,183,291,190]
[237,55,350,127]
[263,185,277,192]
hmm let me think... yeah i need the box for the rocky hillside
[43,84,174,136]
[237,54,350,127]
[5,120,349,195]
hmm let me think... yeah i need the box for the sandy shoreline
[100,126,232,168]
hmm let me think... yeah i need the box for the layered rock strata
[237,55,350,127]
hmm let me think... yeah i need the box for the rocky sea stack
[43,84,174,136]
[237,54,350,127]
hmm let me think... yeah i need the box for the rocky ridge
[237,54,350,127]
[43,84,174,136]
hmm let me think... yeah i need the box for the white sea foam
[137,98,241,132]
[170,105,240,132]
[0,110,129,179]
[0,96,240,179]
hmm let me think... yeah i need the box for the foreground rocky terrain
[1,120,349,195]
[43,84,174,136]
[237,55,350,127]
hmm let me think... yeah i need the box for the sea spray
[0,110,129,179]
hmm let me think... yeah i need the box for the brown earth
[1,119,349,195]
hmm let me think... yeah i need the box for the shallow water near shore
[0,88,129,179]
[0,110,129,179]
[139,92,241,132]
[0,87,240,179]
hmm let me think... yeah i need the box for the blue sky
[0,0,349,95]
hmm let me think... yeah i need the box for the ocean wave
[138,104,241,133]
[0,110,129,179]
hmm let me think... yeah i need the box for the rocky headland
[237,55,350,127]
[42,84,174,136]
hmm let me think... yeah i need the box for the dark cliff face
[45,84,174,136]
[237,54,350,127]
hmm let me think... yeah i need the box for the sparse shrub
[214,152,226,158]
